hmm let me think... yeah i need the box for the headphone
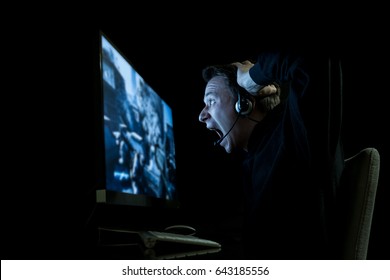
[235,93,253,116]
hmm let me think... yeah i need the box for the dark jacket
[241,50,344,259]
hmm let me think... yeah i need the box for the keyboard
[143,246,222,260]
[138,230,221,249]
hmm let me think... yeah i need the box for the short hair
[202,64,280,112]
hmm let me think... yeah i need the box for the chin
[223,143,233,154]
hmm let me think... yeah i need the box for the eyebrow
[203,91,215,102]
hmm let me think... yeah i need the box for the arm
[233,51,308,98]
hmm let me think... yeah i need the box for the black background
[2,7,389,260]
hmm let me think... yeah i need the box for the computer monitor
[95,31,179,211]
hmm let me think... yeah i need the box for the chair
[337,147,380,259]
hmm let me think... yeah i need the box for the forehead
[205,76,229,95]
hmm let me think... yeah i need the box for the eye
[207,98,216,107]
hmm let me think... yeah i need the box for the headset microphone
[214,113,241,147]
[214,132,228,146]
[214,93,254,147]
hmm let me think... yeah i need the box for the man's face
[198,76,239,153]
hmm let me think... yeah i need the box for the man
[198,51,343,259]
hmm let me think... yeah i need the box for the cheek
[215,106,237,127]
[212,104,229,118]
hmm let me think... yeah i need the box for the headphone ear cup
[235,95,253,115]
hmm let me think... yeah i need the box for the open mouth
[210,128,223,140]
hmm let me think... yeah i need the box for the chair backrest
[337,147,380,259]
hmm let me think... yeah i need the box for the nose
[198,107,208,123]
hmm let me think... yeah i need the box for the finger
[231,62,242,67]
[259,85,278,96]
[241,60,253,65]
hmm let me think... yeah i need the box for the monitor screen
[96,32,179,209]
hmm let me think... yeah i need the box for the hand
[231,61,262,95]
[258,84,278,97]
[232,61,278,97]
